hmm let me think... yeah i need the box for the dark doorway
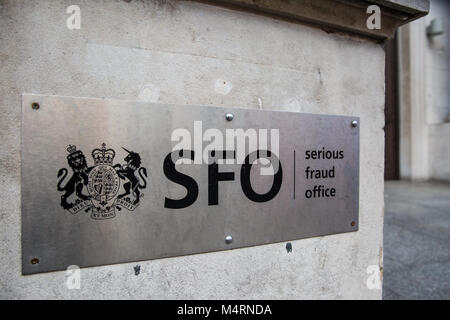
[384,33,400,180]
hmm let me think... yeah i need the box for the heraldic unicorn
[57,143,147,219]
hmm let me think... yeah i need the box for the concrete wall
[398,18,429,180]
[429,124,450,180]
[426,0,450,181]
[425,0,449,125]
[399,0,449,182]
[0,0,385,299]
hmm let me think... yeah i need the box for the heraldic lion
[57,145,92,209]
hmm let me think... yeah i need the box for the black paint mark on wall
[134,265,141,276]
[286,242,292,253]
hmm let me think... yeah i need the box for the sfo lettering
[163,149,283,209]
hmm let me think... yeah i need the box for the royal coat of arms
[57,143,147,219]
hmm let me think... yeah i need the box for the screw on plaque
[286,242,292,253]
[30,258,39,265]
[351,120,358,128]
[225,235,233,244]
[225,113,234,121]
[31,102,40,110]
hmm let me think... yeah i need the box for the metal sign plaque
[21,94,359,275]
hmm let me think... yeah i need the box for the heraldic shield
[56,143,148,219]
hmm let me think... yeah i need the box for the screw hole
[351,221,356,227]
[286,242,292,253]
[30,258,39,265]
[31,102,40,110]
[133,265,140,276]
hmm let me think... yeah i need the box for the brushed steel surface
[21,94,359,275]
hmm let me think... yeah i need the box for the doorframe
[384,32,400,180]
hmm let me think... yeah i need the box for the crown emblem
[67,145,77,154]
[66,145,84,161]
[92,143,115,166]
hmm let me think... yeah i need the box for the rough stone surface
[0,0,384,299]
